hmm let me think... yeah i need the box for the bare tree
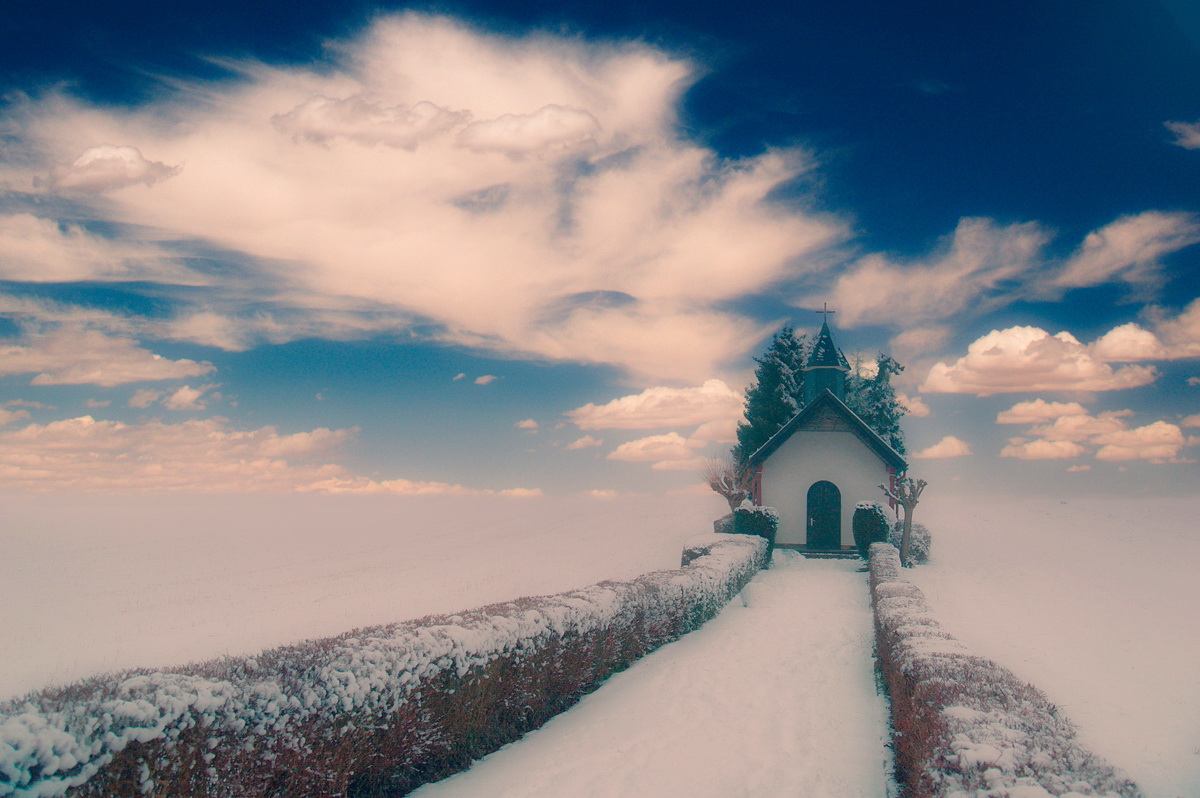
[704,457,754,511]
[879,476,927,567]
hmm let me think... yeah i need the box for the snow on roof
[747,389,908,471]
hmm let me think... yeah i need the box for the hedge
[1,535,767,798]
[868,543,1141,798]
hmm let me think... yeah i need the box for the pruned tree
[704,457,754,511]
[879,476,927,567]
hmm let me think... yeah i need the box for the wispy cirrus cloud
[816,218,1049,328]
[0,214,188,284]
[1,13,843,383]
[812,212,1199,334]
[1051,212,1200,291]
[1165,119,1200,149]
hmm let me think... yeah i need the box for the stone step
[774,544,861,560]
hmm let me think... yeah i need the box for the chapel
[746,320,907,552]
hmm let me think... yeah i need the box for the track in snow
[412,552,891,798]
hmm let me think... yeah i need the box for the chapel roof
[805,321,850,371]
[747,388,908,471]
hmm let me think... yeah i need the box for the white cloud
[128,389,163,408]
[1165,120,1200,149]
[0,414,540,494]
[818,218,1049,327]
[1082,304,1200,363]
[1092,421,1187,462]
[606,432,697,463]
[306,477,541,497]
[1053,212,1200,290]
[474,375,498,385]
[890,326,951,360]
[84,399,110,408]
[689,417,740,444]
[5,399,52,409]
[0,416,353,492]
[1089,323,1169,362]
[897,393,930,418]
[912,435,971,459]
[273,96,469,148]
[1150,297,1200,359]
[996,399,1089,424]
[0,326,215,387]
[2,14,843,383]
[515,418,538,430]
[1183,414,1200,428]
[1027,412,1130,442]
[457,105,600,156]
[48,145,179,192]
[921,326,1157,396]
[996,401,1190,464]
[163,384,217,411]
[650,457,707,471]
[567,434,604,450]
[0,408,31,426]
[452,372,466,381]
[1000,439,1087,460]
[567,379,743,430]
[1190,377,1200,387]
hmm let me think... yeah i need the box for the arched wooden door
[806,481,841,549]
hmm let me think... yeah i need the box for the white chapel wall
[759,429,891,547]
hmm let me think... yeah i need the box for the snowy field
[4,491,1196,798]
[910,497,1200,798]
[0,491,727,702]
[412,554,889,798]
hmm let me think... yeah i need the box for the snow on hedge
[868,543,1141,798]
[1,534,766,797]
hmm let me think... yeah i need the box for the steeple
[803,316,849,404]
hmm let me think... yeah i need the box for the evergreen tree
[846,353,907,455]
[734,330,908,464]
[732,326,809,463]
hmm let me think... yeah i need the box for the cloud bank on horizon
[0,11,1197,494]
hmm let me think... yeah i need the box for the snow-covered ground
[0,491,727,702]
[411,553,890,798]
[910,497,1200,798]
[5,491,1195,798]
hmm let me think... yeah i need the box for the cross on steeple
[816,302,836,323]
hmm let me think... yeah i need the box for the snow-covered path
[412,552,891,798]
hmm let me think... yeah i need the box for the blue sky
[0,0,1198,498]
